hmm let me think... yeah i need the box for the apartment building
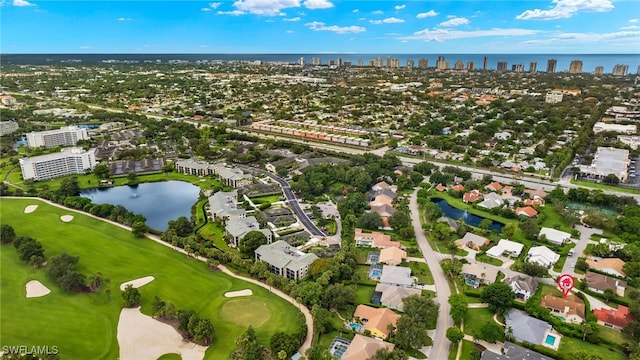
[20,147,96,181]
[26,125,89,149]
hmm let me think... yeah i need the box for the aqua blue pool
[545,334,557,346]
[350,323,363,331]
[369,269,382,278]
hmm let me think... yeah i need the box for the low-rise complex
[254,240,318,280]
[577,147,630,182]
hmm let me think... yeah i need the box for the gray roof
[175,158,216,171]
[478,192,504,209]
[481,342,554,360]
[226,216,261,238]
[218,167,252,181]
[379,265,413,287]
[504,274,538,294]
[375,284,422,310]
[255,240,318,272]
[209,190,245,218]
[370,188,398,201]
[505,309,551,345]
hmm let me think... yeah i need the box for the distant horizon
[2,52,640,55]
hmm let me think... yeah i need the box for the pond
[431,198,504,232]
[81,181,200,231]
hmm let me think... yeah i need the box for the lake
[81,181,201,231]
[431,198,504,232]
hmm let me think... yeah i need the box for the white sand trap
[60,215,74,222]
[26,280,51,298]
[120,276,155,291]
[118,307,207,360]
[24,205,39,214]
[224,289,253,298]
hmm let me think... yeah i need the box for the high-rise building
[338,57,343,66]
[26,126,89,149]
[454,59,464,70]
[436,56,448,70]
[312,57,321,66]
[637,65,640,75]
[594,66,604,75]
[529,61,537,73]
[328,59,336,66]
[569,60,583,74]
[344,61,352,67]
[512,64,524,72]
[418,58,428,69]
[406,59,414,69]
[390,58,400,68]
[467,62,475,71]
[19,147,97,181]
[357,59,363,67]
[386,56,392,67]
[547,59,557,73]
[612,64,629,76]
[483,56,488,71]
[299,57,305,66]
[497,61,508,72]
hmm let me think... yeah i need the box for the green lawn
[475,253,503,267]
[407,261,435,285]
[463,308,500,338]
[570,180,640,195]
[0,198,301,359]
[249,194,282,204]
[355,284,376,305]
[557,335,626,360]
[448,340,477,360]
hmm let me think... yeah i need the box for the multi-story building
[497,61,508,72]
[545,91,563,104]
[312,57,321,66]
[0,121,19,136]
[569,60,583,73]
[357,58,363,67]
[512,64,524,72]
[594,66,604,75]
[546,59,557,73]
[436,56,448,70]
[26,125,89,149]
[612,64,629,76]
[255,240,318,280]
[483,56,488,71]
[467,61,475,71]
[529,61,537,73]
[577,147,630,182]
[418,58,428,69]
[406,59,414,69]
[453,59,464,70]
[19,147,96,181]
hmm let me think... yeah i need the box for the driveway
[562,225,602,276]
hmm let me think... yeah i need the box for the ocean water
[1,53,639,74]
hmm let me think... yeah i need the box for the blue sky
[1,0,639,53]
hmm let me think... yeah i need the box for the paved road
[244,167,325,237]
[409,189,453,360]
[562,225,602,276]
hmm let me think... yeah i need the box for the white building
[545,91,563,104]
[255,240,318,280]
[526,246,560,268]
[26,126,89,149]
[0,121,19,136]
[19,147,96,181]
[486,239,524,258]
[577,147,630,182]
[618,135,640,150]
[539,227,572,245]
[593,122,637,135]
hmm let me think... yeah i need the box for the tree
[603,174,620,185]
[151,295,166,316]
[14,236,45,262]
[93,163,111,179]
[270,332,299,359]
[395,316,430,350]
[168,216,194,237]
[357,212,383,230]
[572,352,603,360]
[481,282,515,315]
[403,295,439,329]
[389,210,411,230]
[519,218,539,240]
[501,223,515,237]
[311,305,334,335]
[87,272,104,291]
[131,221,147,238]
[0,224,16,243]
[369,348,408,360]
[239,231,268,257]
[58,271,86,292]
[446,326,464,345]
[449,294,468,324]
[321,284,355,310]
[478,322,504,343]
[479,219,493,230]
[581,321,596,341]
[521,262,548,277]
[121,284,141,307]
[603,288,615,303]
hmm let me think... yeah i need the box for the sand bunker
[60,215,74,222]
[118,307,207,360]
[24,205,39,214]
[120,276,155,291]
[26,280,51,298]
[224,289,253,298]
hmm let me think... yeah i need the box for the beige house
[541,294,585,324]
[341,334,395,360]
[379,247,407,266]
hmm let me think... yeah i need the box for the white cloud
[303,0,333,9]
[284,16,301,21]
[199,45,209,48]
[232,0,299,16]
[394,4,405,10]
[438,17,468,27]
[629,18,639,23]
[403,27,540,42]
[516,0,613,20]
[286,30,295,33]
[370,17,405,24]
[416,10,438,18]
[520,30,640,46]
[305,21,366,34]
[621,25,639,30]
[217,10,246,15]
[117,17,132,21]
[13,0,34,6]
[201,7,212,11]
[352,9,359,13]
[208,2,222,8]
[372,10,383,15]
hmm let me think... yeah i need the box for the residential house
[218,167,253,188]
[541,294,585,324]
[524,198,545,207]
[463,190,484,203]
[341,334,395,360]
[515,206,538,218]
[379,247,407,266]
[254,240,318,280]
[372,181,397,193]
[524,189,548,199]
[586,258,627,278]
[486,239,524,258]
[353,305,400,339]
[585,271,627,297]
[505,309,552,345]
[373,284,422,311]
[354,229,403,249]
[504,274,538,301]
[452,184,465,192]
[481,341,554,360]
[379,265,414,288]
[225,216,272,247]
[485,181,503,192]
[435,184,447,192]
[594,306,635,331]
[370,204,396,229]
[208,190,246,221]
[369,188,397,206]
[526,246,560,268]
[539,227,571,245]
[455,232,490,250]
[478,192,504,209]
[462,263,499,288]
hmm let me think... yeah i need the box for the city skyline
[1,0,640,54]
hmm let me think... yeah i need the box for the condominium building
[0,121,19,136]
[467,61,475,71]
[592,122,637,134]
[436,56,448,70]
[454,59,464,70]
[529,61,537,73]
[545,91,563,104]
[569,60,583,73]
[497,61,508,72]
[612,64,629,76]
[547,59,557,73]
[406,59,414,69]
[26,125,89,149]
[483,56,488,70]
[19,147,96,181]
[418,58,428,69]
[594,66,604,76]
[255,240,318,280]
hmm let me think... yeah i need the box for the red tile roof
[594,306,634,329]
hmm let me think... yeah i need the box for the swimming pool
[350,323,363,331]
[545,334,557,346]
[369,269,382,279]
